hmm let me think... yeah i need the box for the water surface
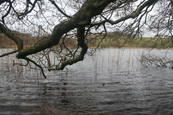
[0,49,173,115]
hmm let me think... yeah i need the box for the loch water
[0,49,173,115]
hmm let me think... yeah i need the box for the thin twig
[24,57,47,78]
[0,50,18,57]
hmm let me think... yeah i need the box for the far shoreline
[1,46,173,50]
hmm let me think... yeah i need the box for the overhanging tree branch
[16,0,115,59]
[0,23,23,50]
[49,26,88,70]
[91,0,159,26]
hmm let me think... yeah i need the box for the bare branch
[14,0,38,20]
[91,0,159,26]
[24,57,47,78]
[0,23,23,50]
[1,0,12,24]
[0,49,18,57]
[16,0,114,58]
[49,26,88,70]
[0,0,7,5]
[49,0,72,18]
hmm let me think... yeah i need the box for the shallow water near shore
[0,48,173,115]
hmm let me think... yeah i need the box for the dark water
[0,49,173,115]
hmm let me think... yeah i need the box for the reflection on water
[0,49,173,115]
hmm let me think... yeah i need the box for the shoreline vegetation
[0,32,173,49]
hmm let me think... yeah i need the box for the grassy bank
[88,37,173,49]
[0,32,173,49]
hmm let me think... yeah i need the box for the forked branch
[49,26,88,70]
